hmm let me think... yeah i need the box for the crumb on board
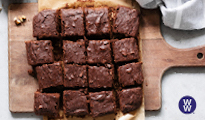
[14,15,27,25]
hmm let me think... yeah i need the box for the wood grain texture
[8,3,38,112]
[140,9,205,110]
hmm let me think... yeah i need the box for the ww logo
[179,96,196,114]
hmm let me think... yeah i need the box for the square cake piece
[118,87,142,113]
[63,40,86,64]
[112,6,139,37]
[36,62,63,89]
[118,62,143,87]
[88,66,113,89]
[87,40,112,64]
[25,40,54,66]
[85,7,111,38]
[61,8,84,38]
[112,38,139,63]
[33,10,60,39]
[89,91,116,117]
[64,64,87,88]
[63,90,89,117]
[34,91,60,118]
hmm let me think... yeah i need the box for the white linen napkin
[136,0,205,30]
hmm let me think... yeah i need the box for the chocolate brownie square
[85,7,111,37]
[118,87,142,113]
[89,91,116,117]
[63,90,89,117]
[61,8,84,38]
[118,62,143,87]
[87,40,112,64]
[33,10,60,39]
[25,40,54,66]
[112,6,139,37]
[36,62,63,89]
[112,38,139,63]
[64,64,87,88]
[88,66,113,89]
[34,91,60,118]
[63,40,86,64]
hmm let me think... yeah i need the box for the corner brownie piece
[34,91,60,118]
[36,62,63,89]
[63,90,89,117]
[118,62,143,87]
[112,38,139,63]
[89,91,116,117]
[118,87,142,113]
[64,64,87,88]
[25,40,54,66]
[85,7,111,37]
[61,8,84,38]
[33,10,60,39]
[113,6,139,37]
[63,40,86,64]
[87,40,112,64]
[88,66,113,89]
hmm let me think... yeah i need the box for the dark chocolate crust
[63,40,86,64]
[112,38,139,63]
[25,40,54,66]
[87,40,112,64]
[88,66,113,89]
[33,10,60,39]
[113,6,139,37]
[85,7,111,37]
[89,91,116,118]
[36,62,63,89]
[34,91,60,118]
[64,64,87,88]
[61,8,84,37]
[118,87,142,113]
[118,62,143,87]
[63,90,89,116]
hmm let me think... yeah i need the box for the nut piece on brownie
[63,90,89,117]
[25,40,54,66]
[118,87,142,113]
[118,62,143,87]
[61,8,84,38]
[36,62,63,89]
[64,64,87,88]
[112,6,139,37]
[89,91,116,118]
[34,91,60,118]
[112,38,139,63]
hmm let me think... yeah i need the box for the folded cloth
[136,0,205,30]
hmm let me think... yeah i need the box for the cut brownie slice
[34,91,60,118]
[87,40,112,64]
[25,40,54,66]
[85,7,111,37]
[118,62,143,87]
[36,62,63,89]
[88,66,113,89]
[112,6,139,37]
[63,90,89,117]
[89,91,116,118]
[118,87,142,113]
[64,64,87,88]
[112,38,139,63]
[33,10,60,39]
[63,40,86,64]
[61,8,84,38]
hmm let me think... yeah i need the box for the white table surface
[1,0,205,120]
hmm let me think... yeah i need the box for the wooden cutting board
[8,3,205,113]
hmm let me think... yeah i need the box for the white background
[0,0,205,120]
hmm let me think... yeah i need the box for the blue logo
[178,96,196,114]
